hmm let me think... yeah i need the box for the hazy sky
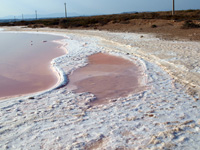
[0,0,199,18]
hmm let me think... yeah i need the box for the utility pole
[14,16,16,22]
[64,3,67,18]
[172,0,175,15]
[22,14,24,21]
[35,10,37,20]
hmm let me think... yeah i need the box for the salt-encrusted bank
[0,28,200,150]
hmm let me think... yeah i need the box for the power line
[35,10,37,20]
[172,0,175,15]
[64,3,67,18]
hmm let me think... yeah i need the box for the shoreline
[0,27,200,149]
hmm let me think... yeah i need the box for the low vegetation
[0,9,199,29]
[181,20,200,29]
[1,9,200,41]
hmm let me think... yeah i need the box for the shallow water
[0,33,65,99]
[67,53,143,105]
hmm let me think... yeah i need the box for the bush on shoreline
[181,20,200,29]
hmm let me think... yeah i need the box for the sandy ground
[0,27,200,149]
[95,19,200,42]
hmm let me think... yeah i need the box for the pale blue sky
[0,0,199,18]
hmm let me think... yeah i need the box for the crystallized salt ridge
[0,28,200,150]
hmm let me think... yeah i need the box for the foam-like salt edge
[0,29,148,102]
[0,29,106,102]
[0,29,149,109]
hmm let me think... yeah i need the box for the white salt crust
[0,28,200,150]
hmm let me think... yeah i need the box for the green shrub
[151,24,157,28]
[181,20,200,29]
[59,19,68,28]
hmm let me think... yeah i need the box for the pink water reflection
[0,33,65,99]
[67,53,144,106]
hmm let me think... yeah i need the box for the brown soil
[3,10,200,42]
[81,19,200,41]
[67,53,144,105]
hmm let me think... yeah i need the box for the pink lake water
[0,33,65,99]
[67,53,144,106]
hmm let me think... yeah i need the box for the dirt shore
[95,19,200,41]
[97,19,200,41]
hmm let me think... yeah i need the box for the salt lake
[0,32,65,99]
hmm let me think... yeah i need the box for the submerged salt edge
[104,50,148,87]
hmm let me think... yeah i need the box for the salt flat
[0,27,200,150]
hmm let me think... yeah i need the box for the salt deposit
[0,27,200,150]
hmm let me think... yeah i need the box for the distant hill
[121,11,137,14]
[0,19,16,23]
[0,12,80,21]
